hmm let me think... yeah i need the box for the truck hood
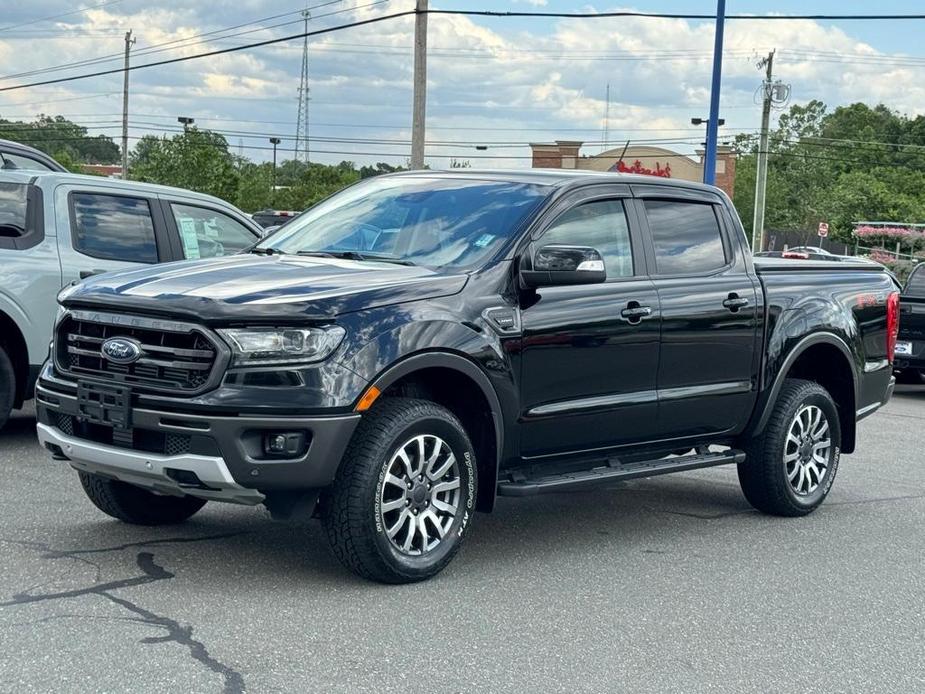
[60,253,469,322]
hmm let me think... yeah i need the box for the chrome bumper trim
[37,423,265,505]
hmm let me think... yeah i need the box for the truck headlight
[218,326,346,366]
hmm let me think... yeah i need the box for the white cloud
[1,1,924,169]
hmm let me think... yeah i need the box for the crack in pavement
[1,535,247,693]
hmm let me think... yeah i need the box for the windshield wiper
[296,250,415,266]
[248,246,286,255]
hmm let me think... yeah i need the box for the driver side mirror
[520,245,607,288]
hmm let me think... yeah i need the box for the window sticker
[178,217,201,259]
[473,233,495,248]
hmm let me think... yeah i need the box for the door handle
[620,302,653,323]
[79,269,106,279]
[723,293,750,312]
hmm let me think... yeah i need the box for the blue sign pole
[703,0,726,185]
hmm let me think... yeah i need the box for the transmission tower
[294,7,311,163]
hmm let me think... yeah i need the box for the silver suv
[0,170,262,429]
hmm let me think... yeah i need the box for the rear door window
[71,192,159,263]
[170,203,258,259]
[644,199,726,275]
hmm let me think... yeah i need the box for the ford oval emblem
[101,337,142,364]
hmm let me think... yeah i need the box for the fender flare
[751,331,858,436]
[367,351,505,510]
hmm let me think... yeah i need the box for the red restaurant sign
[610,159,672,178]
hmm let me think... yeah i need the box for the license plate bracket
[77,381,132,429]
[895,341,913,356]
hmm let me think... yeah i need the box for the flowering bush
[854,225,925,248]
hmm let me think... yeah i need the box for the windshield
[906,265,925,297]
[258,176,548,269]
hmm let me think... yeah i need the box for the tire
[320,397,477,584]
[78,471,207,525]
[738,379,842,517]
[896,369,925,385]
[0,344,16,431]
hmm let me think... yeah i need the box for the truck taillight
[886,291,900,363]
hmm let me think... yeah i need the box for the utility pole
[703,0,726,185]
[410,0,428,169]
[752,50,776,253]
[120,29,134,180]
[602,82,610,153]
[295,7,311,164]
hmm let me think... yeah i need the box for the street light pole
[703,0,726,185]
[177,116,194,131]
[269,137,281,199]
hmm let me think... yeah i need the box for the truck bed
[753,256,885,273]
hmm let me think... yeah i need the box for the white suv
[0,170,262,429]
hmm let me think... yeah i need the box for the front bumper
[37,423,265,505]
[36,379,361,501]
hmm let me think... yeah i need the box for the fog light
[263,432,306,457]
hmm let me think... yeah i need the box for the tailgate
[899,296,925,341]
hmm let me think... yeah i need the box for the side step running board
[497,449,746,497]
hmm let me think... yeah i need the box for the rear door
[519,185,661,458]
[633,186,760,438]
[56,186,173,284]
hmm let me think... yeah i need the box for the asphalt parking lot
[1,387,923,694]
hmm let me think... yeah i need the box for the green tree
[130,128,239,201]
[0,114,119,164]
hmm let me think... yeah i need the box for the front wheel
[738,379,841,517]
[321,398,477,584]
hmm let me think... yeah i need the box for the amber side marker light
[355,385,381,412]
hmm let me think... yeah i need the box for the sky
[1,0,925,169]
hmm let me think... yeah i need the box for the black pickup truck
[36,171,897,583]
[895,263,925,383]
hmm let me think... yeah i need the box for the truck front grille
[55,311,225,394]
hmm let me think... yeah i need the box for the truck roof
[0,169,234,208]
[384,168,724,194]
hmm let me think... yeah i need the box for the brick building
[529,141,737,199]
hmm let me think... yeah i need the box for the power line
[0,0,368,83]
[0,0,125,33]
[426,9,925,21]
[0,9,416,93]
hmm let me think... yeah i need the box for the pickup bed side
[749,260,898,454]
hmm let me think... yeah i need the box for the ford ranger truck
[36,171,897,583]
[894,262,925,383]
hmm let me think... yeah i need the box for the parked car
[895,262,925,383]
[35,170,897,583]
[251,208,300,229]
[0,170,262,429]
[0,139,67,173]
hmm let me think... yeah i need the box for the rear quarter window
[0,182,27,238]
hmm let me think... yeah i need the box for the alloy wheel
[379,434,461,556]
[784,404,832,496]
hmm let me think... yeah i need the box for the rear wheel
[78,471,207,525]
[321,398,477,583]
[738,379,841,516]
[0,344,15,431]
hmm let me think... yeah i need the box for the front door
[634,191,760,438]
[519,191,660,459]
